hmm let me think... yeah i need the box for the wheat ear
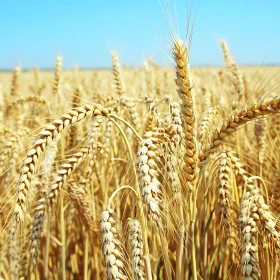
[172,37,199,191]
[128,219,146,280]
[199,96,280,162]
[220,40,245,99]
[10,66,21,97]
[13,104,109,224]
[239,187,259,279]
[137,130,170,221]
[111,51,125,96]
[101,207,128,280]
[53,56,62,95]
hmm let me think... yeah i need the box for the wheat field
[0,38,280,280]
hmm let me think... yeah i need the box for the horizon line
[1,63,280,72]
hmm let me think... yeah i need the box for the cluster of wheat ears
[0,36,280,280]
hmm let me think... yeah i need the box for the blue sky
[0,0,279,69]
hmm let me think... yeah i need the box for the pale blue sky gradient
[1,0,279,69]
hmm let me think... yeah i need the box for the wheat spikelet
[10,66,21,97]
[41,138,60,182]
[217,151,235,231]
[120,96,140,131]
[128,219,146,280]
[53,56,62,95]
[111,51,125,96]
[143,97,162,136]
[164,143,181,195]
[198,107,219,149]
[246,178,280,248]
[101,207,128,280]
[137,129,172,220]
[220,40,245,99]
[169,99,184,149]
[78,118,103,190]
[29,185,47,267]
[68,85,83,150]
[239,188,259,279]
[0,134,20,175]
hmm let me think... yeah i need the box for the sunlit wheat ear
[68,84,83,150]
[201,87,212,111]
[172,37,199,190]
[53,56,62,95]
[199,95,280,162]
[198,107,219,150]
[169,99,184,150]
[240,177,280,279]
[137,129,171,221]
[144,97,162,133]
[218,151,235,232]
[165,144,181,196]
[41,137,60,182]
[120,96,140,132]
[227,151,249,184]
[101,207,128,280]
[128,219,146,280]
[246,178,280,248]
[239,188,259,280]
[256,196,280,249]
[0,133,21,176]
[13,103,109,224]
[47,116,105,206]
[79,119,103,190]
[10,66,21,97]
[111,51,125,96]
[220,40,245,100]
[1,136,21,190]
[29,187,47,268]
[137,133,161,221]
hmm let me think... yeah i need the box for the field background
[1,55,280,280]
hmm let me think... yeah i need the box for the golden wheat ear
[10,66,21,97]
[53,56,62,96]
[101,207,128,280]
[13,104,109,225]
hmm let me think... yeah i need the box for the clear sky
[1,0,279,69]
